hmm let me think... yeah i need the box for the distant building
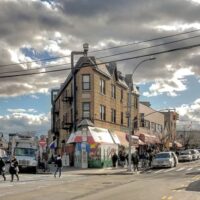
[135,102,165,151]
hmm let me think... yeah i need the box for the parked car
[152,152,178,168]
[189,149,200,160]
[178,150,193,162]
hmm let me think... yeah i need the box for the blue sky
[0,0,200,136]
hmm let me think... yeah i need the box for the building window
[120,89,123,102]
[111,85,116,99]
[144,120,150,129]
[151,122,156,132]
[111,109,116,123]
[100,105,106,120]
[82,102,90,119]
[100,79,106,94]
[82,74,90,90]
[121,112,123,125]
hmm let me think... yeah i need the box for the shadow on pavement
[186,180,200,192]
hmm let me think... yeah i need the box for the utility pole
[127,57,156,172]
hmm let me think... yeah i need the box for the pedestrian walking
[54,155,62,178]
[112,152,118,168]
[0,157,6,181]
[9,156,19,182]
[132,151,139,172]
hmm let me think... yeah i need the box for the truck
[9,134,38,173]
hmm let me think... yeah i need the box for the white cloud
[176,98,200,130]
[30,95,39,99]
[143,68,194,97]
[0,111,50,135]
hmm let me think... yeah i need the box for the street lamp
[127,57,156,172]
[71,43,89,132]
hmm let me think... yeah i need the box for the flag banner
[49,140,56,149]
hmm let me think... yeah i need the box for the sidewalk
[60,166,144,176]
[38,164,149,175]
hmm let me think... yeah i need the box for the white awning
[88,126,114,144]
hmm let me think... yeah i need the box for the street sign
[39,139,46,147]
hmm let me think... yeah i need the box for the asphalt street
[0,160,199,200]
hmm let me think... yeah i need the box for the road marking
[161,196,167,199]
[164,168,174,172]
[186,168,193,171]
[175,167,185,172]
[167,196,173,200]
[155,169,164,174]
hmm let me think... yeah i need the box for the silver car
[189,149,199,160]
[152,152,178,168]
[178,150,193,162]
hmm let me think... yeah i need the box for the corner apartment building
[51,56,139,153]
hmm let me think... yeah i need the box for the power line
[1,34,200,75]
[91,28,200,53]
[97,34,200,60]
[1,28,200,68]
[0,42,200,79]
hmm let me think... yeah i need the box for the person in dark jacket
[9,156,19,182]
[0,157,6,181]
[112,153,118,168]
[132,151,139,172]
[54,155,62,178]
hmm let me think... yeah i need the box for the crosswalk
[143,165,200,175]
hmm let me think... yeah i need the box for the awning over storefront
[110,131,128,147]
[125,134,139,146]
[174,141,182,148]
[88,126,114,144]
[66,131,95,144]
[67,127,115,145]
[139,133,160,144]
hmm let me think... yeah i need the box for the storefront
[138,133,161,153]
[66,126,118,168]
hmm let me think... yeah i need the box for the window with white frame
[100,79,106,94]
[82,102,90,119]
[100,105,106,120]
[111,85,116,99]
[82,74,90,90]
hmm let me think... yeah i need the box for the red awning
[66,131,95,144]
[139,133,160,144]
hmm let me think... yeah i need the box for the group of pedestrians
[0,156,19,182]
[112,150,156,172]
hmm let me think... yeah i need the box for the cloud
[0,0,200,98]
[143,68,194,97]
[30,95,39,99]
[0,111,50,135]
[176,98,200,130]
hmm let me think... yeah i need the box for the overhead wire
[1,33,200,75]
[0,42,200,79]
[0,28,200,69]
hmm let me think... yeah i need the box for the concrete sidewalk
[38,164,145,175]
[60,166,142,175]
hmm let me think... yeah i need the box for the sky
[0,0,200,137]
